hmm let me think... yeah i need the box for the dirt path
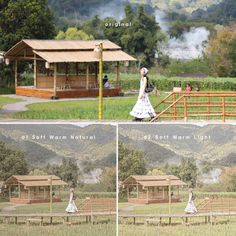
[119,203,140,213]
[0,203,27,213]
[0,95,99,115]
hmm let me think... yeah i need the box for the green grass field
[0,96,22,109]
[0,223,116,236]
[10,95,162,120]
[119,222,236,236]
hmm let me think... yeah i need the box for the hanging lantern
[93,45,100,59]
[5,58,10,65]
[124,61,129,67]
[45,61,50,69]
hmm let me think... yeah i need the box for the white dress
[130,78,156,119]
[184,192,197,214]
[65,192,78,213]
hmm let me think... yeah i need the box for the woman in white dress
[130,67,156,121]
[65,188,78,213]
[184,188,197,214]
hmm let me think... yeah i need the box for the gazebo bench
[26,217,43,226]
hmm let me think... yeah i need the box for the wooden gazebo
[4,175,67,204]
[122,175,187,204]
[4,39,136,99]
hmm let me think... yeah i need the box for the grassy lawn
[0,96,22,109]
[119,222,236,236]
[0,223,116,236]
[10,95,163,120]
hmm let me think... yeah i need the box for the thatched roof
[4,39,136,63]
[122,175,187,187]
[4,175,68,187]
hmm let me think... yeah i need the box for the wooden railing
[151,92,236,122]
[197,197,236,213]
[78,198,116,213]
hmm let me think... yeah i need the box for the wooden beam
[15,60,18,88]
[53,63,57,97]
[137,184,139,199]
[86,63,89,90]
[18,183,20,199]
[95,62,98,84]
[116,61,120,88]
[34,54,37,87]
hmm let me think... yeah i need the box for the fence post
[184,96,187,122]
[207,95,210,120]
[173,93,177,120]
[222,97,225,122]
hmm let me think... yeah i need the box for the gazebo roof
[122,175,187,187]
[4,175,68,187]
[4,39,136,63]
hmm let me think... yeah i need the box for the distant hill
[47,0,223,20]
[191,0,236,24]
[119,124,236,168]
[0,124,116,169]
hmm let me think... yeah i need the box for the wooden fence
[151,92,236,122]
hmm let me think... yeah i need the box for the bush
[108,73,236,92]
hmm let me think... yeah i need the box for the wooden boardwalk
[119,212,236,225]
[0,211,116,225]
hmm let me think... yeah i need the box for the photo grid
[0,1,236,236]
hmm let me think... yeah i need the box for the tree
[43,158,80,187]
[119,142,147,181]
[178,158,198,187]
[220,167,236,192]
[207,25,236,77]
[0,0,55,51]
[147,168,165,176]
[120,4,160,66]
[99,167,116,192]
[0,142,28,180]
[55,27,94,40]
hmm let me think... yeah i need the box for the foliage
[44,158,80,187]
[99,167,116,192]
[165,59,210,77]
[207,25,236,77]
[55,27,94,40]
[220,167,236,192]
[118,142,147,181]
[191,0,236,24]
[164,158,198,187]
[0,0,55,51]
[0,141,28,180]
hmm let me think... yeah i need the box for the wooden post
[9,186,11,199]
[18,183,20,199]
[222,97,225,122]
[49,176,52,214]
[116,61,120,88]
[136,184,139,199]
[207,95,210,119]
[98,43,103,120]
[162,187,165,199]
[86,63,89,90]
[53,63,57,97]
[28,188,30,200]
[95,62,98,85]
[184,96,187,121]
[34,54,37,87]
[173,93,176,120]
[15,60,18,88]
[127,186,129,200]
[76,62,79,76]
[147,187,149,203]
[44,187,46,199]
[168,176,171,214]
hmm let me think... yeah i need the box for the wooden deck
[16,86,121,99]
[0,211,116,225]
[119,212,236,225]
